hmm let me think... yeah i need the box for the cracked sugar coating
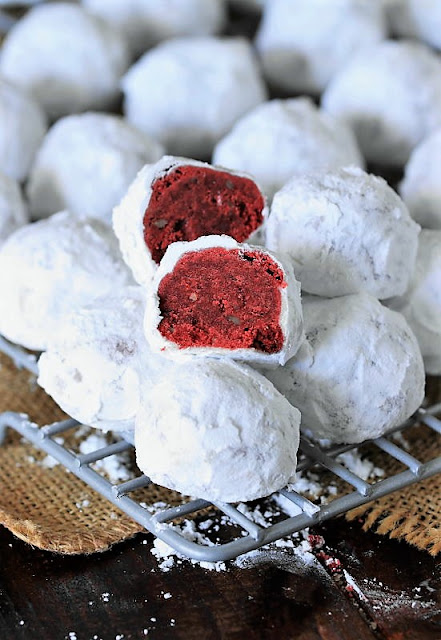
[213,98,364,200]
[83,0,226,57]
[144,235,304,367]
[38,287,169,432]
[385,0,441,50]
[135,359,301,503]
[122,37,267,158]
[322,40,441,167]
[0,173,28,244]
[27,112,164,223]
[399,128,441,230]
[388,230,441,375]
[255,0,386,95]
[0,211,133,351]
[0,78,47,182]
[0,3,130,119]
[262,293,425,444]
[113,156,267,285]
[266,166,420,299]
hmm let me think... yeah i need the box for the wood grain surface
[1,517,439,640]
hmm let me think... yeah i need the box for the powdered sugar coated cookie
[113,156,268,286]
[263,293,425,444]
[0,211,133,350]
[0,3,130,119]
[27,113,164,223]
[266,166,420,298]
[135,358,300,502]
[213,98,363,200]
[322,40,441,167]
[122,37,267,158]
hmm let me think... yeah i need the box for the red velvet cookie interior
[144,165,265,263]
[158,247,286,353]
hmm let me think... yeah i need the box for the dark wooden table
[1,516,440,640]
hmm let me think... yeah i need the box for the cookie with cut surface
[113,156,267,285]
[144,235,303,366]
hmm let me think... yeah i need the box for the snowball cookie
[213,98,364,200]
[266,166,420,299]
[0,211,133,351]
[399,128,441,230]
[263,293,425,444]
[322,40,441,167]
[135,359,301,503]
[0,77,47,182]
[385,0,441,50]
[0,173,28,244]
[27,113,164,223]
[113,155,268,286]
[122,37,267,159]
[144,235,304,367]
[38,287,169,432]
[0,3,130,120]
[82,0,226,57]
[255,0,386,95]
[389,231,441,375]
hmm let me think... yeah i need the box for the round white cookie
[0,77,47,182]
[135,359,301,503]
[385,0,441,50]
[38,287,168,432]
[322,40,441,167]
[263,293,425,444]
[255,0,386,95]
[399,128,441,229]
[122,36,267,159]
[266,166,420,299]
[388,230,441,375]
[113,155,268,286]
[0,3,130,119]
[0,172,28,244]
[213,98,364,200]
[27,113,164,223]
[82,0,226,57]
[0,211,133,351]
[144,235,304,367]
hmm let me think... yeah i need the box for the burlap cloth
[0,350,440,556]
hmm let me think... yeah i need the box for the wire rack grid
[1,336,441,563]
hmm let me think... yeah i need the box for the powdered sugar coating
[322,40,441,167]
[266,166,420,299]
[122,37,267,158]
[262,293,425,444]
[388,230,441,375]
[0,3,130,119]
[135,359,301,502]
[213,98,364,200]
[82,0,226,57]
[38,287,169,431]
[112,155,268,286]
[27,113,164,223]
[385,0,441,50]
[0,211,133,351]
[0,172,28,244]
[0,77,47,182]
[399,128,441,229]
[255,0,386,95]
[144,235,304,366]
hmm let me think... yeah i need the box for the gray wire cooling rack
[1,335,441,563]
